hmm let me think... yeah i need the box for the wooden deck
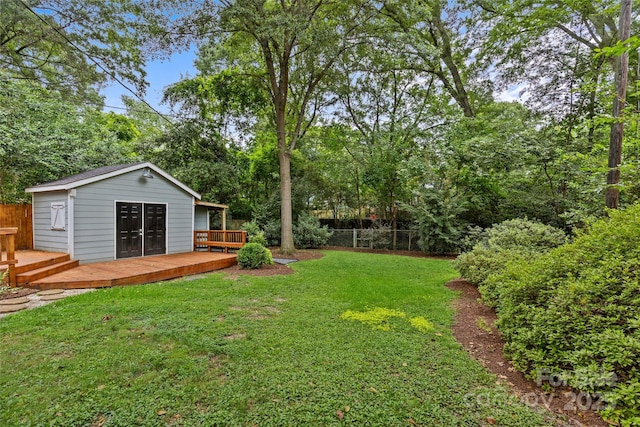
[1,250,70,272]
[21,252,237,290]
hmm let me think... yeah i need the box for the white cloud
[497,83,529,103]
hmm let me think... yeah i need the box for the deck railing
[194,230,247,252]
[0,227,18,287]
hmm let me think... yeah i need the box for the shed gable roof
[25,162,201,199]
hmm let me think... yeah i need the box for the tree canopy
[3,0,639,251]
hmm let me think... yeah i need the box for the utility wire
[102,103,179,118]
[15,0,175,125]
[3,73,180,117]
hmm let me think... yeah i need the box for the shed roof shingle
[28,162,146,189]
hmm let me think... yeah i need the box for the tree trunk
[391,192,397,250]
[433,2,474,118]
[278,145,295,255]
[606,0,632,209]
[355,166,363,229]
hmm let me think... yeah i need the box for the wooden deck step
[17,260,80,285]
[29,252,238,290]
[14,253,71,274]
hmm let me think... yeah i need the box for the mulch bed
[447,279,608,427]
[0,287,38,301]
[220,249,324,279]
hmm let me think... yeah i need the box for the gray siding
[33,191,69,253]
[73,170,194,263]
[194,206,209,230]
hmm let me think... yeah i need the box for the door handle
[139,229,143,236]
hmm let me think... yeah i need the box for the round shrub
[455,246,524,290]
[237,243,273,269]
[480,218,568,251]
[455,218,567,291]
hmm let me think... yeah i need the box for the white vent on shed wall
[51,202,66,231]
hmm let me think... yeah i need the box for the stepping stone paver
[272,258,298,265]
[0,296,29,305]
[0,302,29,313]
[37,289,64,296]
[40,293,67,301]
[0,288,95,318]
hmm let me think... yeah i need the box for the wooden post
[0,228,18,287]
[222,209,227,231]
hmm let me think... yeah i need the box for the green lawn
[1,251,552,426]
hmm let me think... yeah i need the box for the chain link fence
[327,229,422,251]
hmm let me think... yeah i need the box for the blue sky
[101,47,197,114]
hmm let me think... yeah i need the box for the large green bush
[240,220,261,238]
[454,219,567,299]
[241,221,268,247]
[237,243,273,269]
[244,214,331,249]
[407,188,467,254]
[293,213,332,249]
[487,206,640,425]
[262,220,281,246]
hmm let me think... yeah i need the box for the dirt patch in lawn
[447,278,608,427]
[221,249,324,279]
[224,333,246,341]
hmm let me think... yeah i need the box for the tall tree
[204,0,372,253]
[157,70,270,214]
[334,62,439,247]
[474,0,637,209]
[606,0,632,208]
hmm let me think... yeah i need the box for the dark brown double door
[116,202,166,259]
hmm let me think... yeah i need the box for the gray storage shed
[26,162,213,264]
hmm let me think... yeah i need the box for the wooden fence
[0,205,33,250]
